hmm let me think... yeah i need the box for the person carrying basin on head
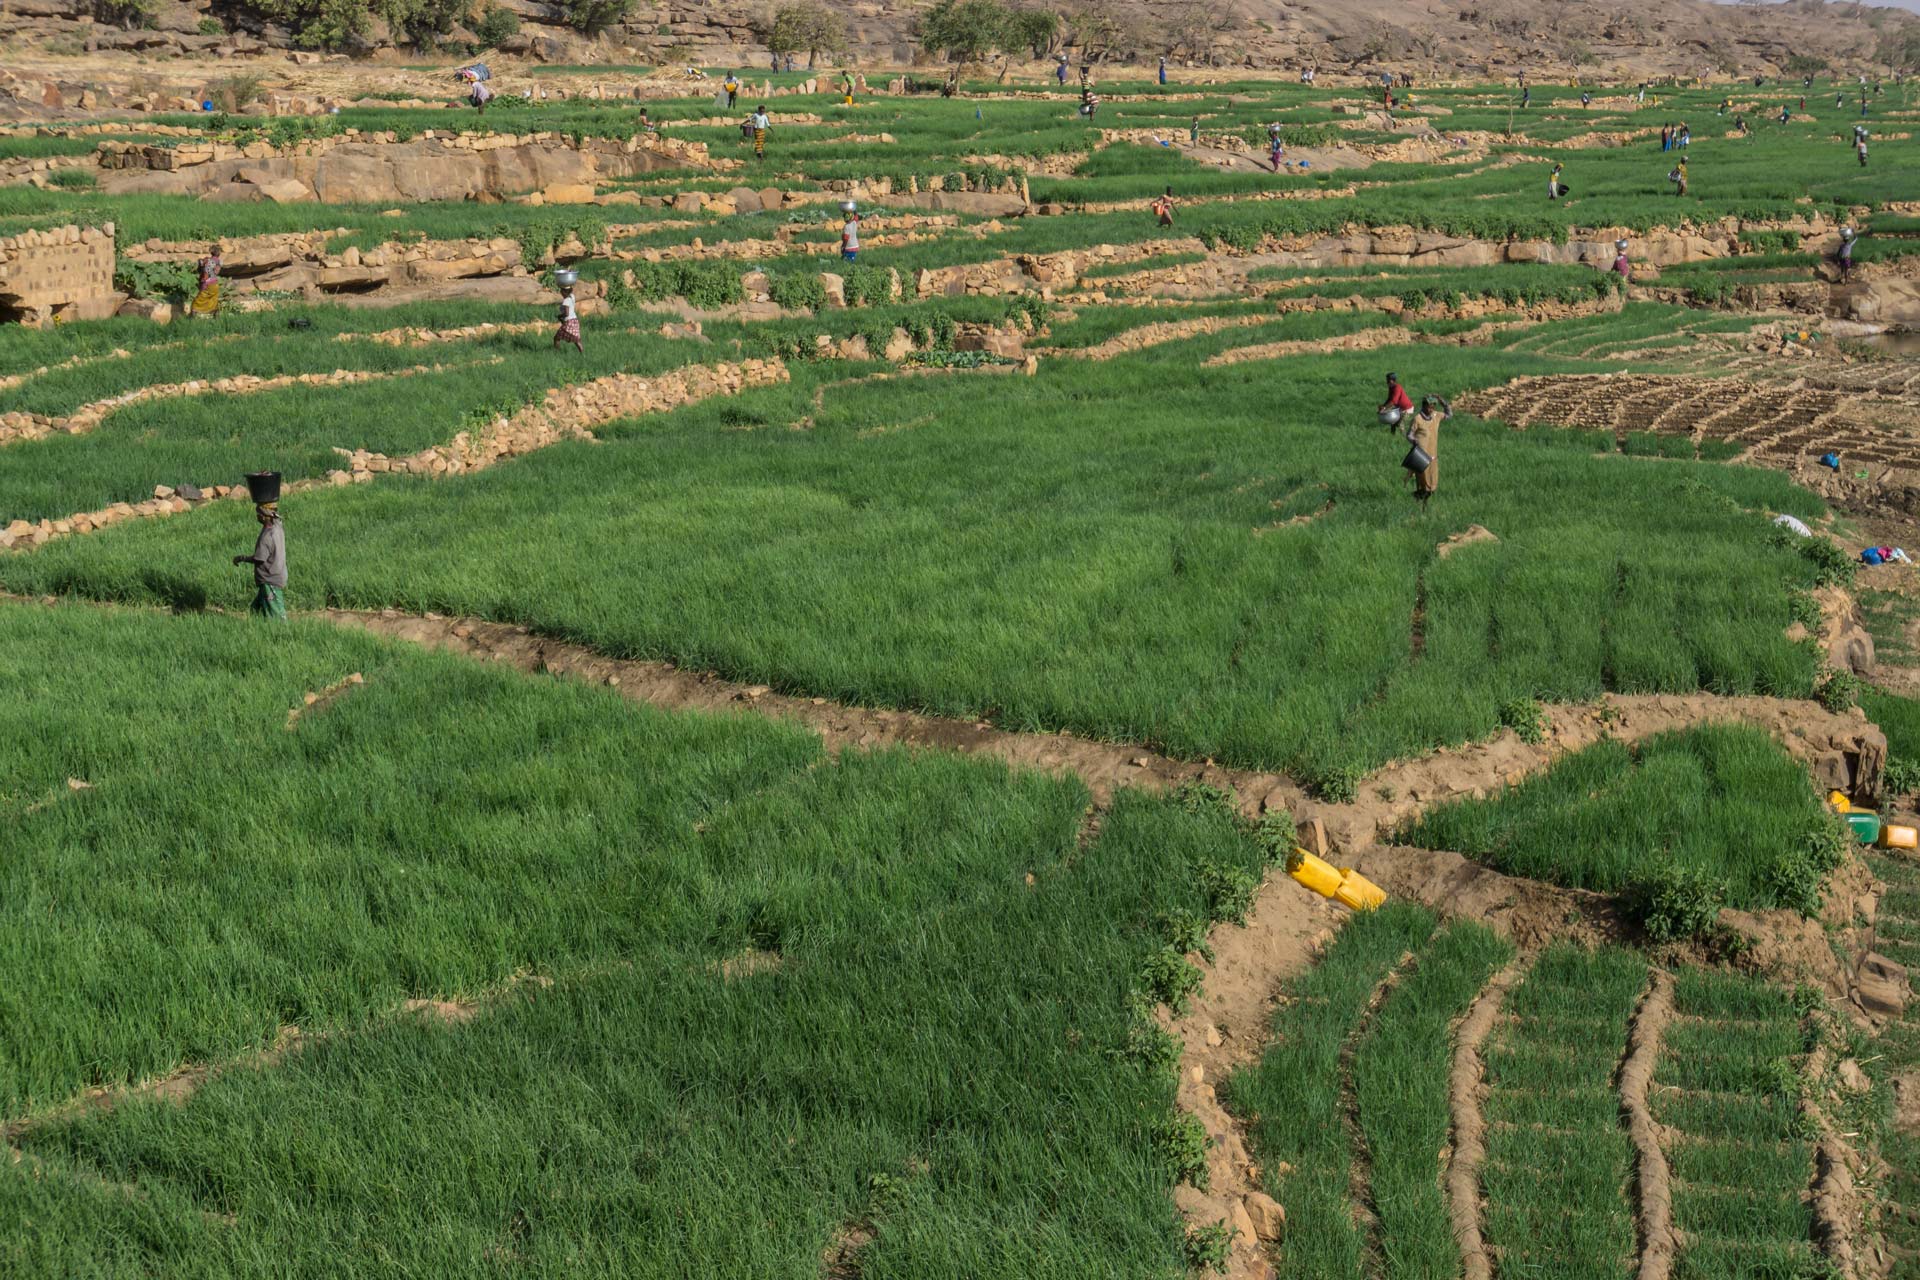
[1835,227,1858,283]
[554,275,583,353]
[1612,238,1632,283]
[840,207,861,262]
[1404,394,1451,508]
[233,472,287,622]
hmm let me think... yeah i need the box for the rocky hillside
[3,0,1915,77]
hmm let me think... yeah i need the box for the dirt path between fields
[1447,956,1529,1280]
[0,358,789,551]
[317,604,1888,866]
[0,359,477,448]
[1621,970,1678,1280]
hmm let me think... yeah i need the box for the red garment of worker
[1385,383,1414,413]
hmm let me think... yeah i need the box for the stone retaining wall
[96,131,710,204]
[0,223,117,328]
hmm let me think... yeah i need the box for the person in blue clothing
[1159,57,1167,85]
[1056,55,1068,84]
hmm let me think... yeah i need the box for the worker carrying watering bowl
[1378,372,1414,426]
[1834,226,1858,283]
[232,472,287,622]
[553,271,583,352]
[839,203,861,262]
[1404,394,1451,508]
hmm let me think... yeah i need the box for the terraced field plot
[4,60,1920,1279]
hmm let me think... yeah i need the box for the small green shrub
[1198,860,1258,925]
[1817,669,1864,713]
[1158,907,1214,962]
[1113,991,1181,1072]
[1255,810,1297,865]
[1141,945,1203,1012]
[558,0,633,33]
[1794,534,1856,589]
[112,259,196,302]
[1764,821,1848,915]
[473,3,520,46]
[1884,757,1920,798]
[841,263,892,307]
[1156,1112,1210,1188]
[196,15,224,34]
[1183,1222,1234,1272]
[1632,865,1728,941]
[209,74,265,114]
[1306,761,1361,804]
[1498,697,1546,745]
[769,272,828,311]
[1171,779,1235,817]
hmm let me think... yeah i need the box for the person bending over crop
[232,476,287,622]
[1406,395,1451,507]
[1380,372,1414,422]
[191,244,222,318]
[554,282,583,353]
[1547,162,1564,200]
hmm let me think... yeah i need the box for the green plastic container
[1846,811,1882,845]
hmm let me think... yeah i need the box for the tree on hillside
[558,0,634,37]
[1880,25,1920,73]
[1060,1,1150,64]
[918,0,1010,65]
[1009,5,1061,60]
[1161,0,1227,65]
[378,0,476,49]
[918,0,1056,78]
[754,1,848,69]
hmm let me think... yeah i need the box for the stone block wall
[0,223,118,327]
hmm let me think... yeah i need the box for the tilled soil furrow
[1342,952,1417,1271]
[1621,970,1679,1280]
[1447,955,1531,1280]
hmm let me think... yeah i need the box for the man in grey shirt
[233,500,287,621]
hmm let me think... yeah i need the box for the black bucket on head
[244,471,282,504]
